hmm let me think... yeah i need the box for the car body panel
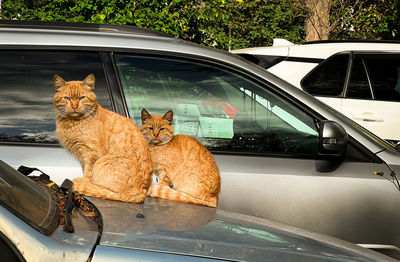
[88,196,395,262]
[233,42,400,61]
[268,61,318,86]
[214,154,400,247]
[0,205,98,262]
[342,98,400,141]
[1,145,82,185]
[1,159,394,262]
[92,246,227,262]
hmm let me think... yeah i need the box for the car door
[342,53,400,142]
[111,53,400,249]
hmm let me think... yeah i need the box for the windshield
[0,160,58,235]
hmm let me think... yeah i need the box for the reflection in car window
[0,51,111,144]
[364,57,400,102]
[115,54,318,156]
[302,54,348,97]
[346,58,372,99]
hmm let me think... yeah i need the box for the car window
[0,51,111,144]
[346,58,372,99]
[115,54,319,156]
[364,56,400,102]
[302,54,348,97]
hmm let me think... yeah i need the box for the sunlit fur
[140,108,221,207]
[54,74,152,203]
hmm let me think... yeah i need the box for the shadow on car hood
[87,197,389,262]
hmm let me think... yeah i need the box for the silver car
[0,159,396,262]
[0,21,400,258]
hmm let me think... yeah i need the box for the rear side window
[364,57,400,102]
[302,54,348,96]
[0,51,111,144]
[115,54,319,157]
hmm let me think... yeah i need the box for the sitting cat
[140,108,221,207]
[53,74,152,203]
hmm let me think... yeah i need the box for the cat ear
[53,74,66,92]
[163,110,174,124]
[141,108,152,123]
[83,74,95,91]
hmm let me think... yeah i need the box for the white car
[232,39,400,143]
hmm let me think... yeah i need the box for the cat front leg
[80,150,101,178]
[148,169,171,197]
[155,169,171,186]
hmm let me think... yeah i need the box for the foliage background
[1,0,399,50]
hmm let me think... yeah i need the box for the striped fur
[54,74,152,203]
[148,184,218,207]
[140,109,221,208]
[73,177,147,203]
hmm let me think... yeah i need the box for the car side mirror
[316,120,348,172]
[319,120,348,155]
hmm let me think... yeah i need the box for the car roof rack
[303,39,400,45]
[0,20,174,38]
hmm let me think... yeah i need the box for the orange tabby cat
[53,74,152,203]
[140,108,221,207]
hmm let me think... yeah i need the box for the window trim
[300,52,351,98]
[343,54,375,100]
[362,58,375,99]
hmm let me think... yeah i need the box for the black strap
[61,179,75,233]
[17,165,50,182]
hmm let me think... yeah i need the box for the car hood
[87,197,394,262]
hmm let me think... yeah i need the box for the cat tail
[73,177,146,203]
[148,184,218,208]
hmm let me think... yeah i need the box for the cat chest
[57,121,102,147]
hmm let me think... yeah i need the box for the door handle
[353,112,384,122]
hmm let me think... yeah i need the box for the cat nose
[71,103,78,109]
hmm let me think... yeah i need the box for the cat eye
[63,96,71,101]
[159,128,165,131]
[148,127,154,130]
[78,96,86,101]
